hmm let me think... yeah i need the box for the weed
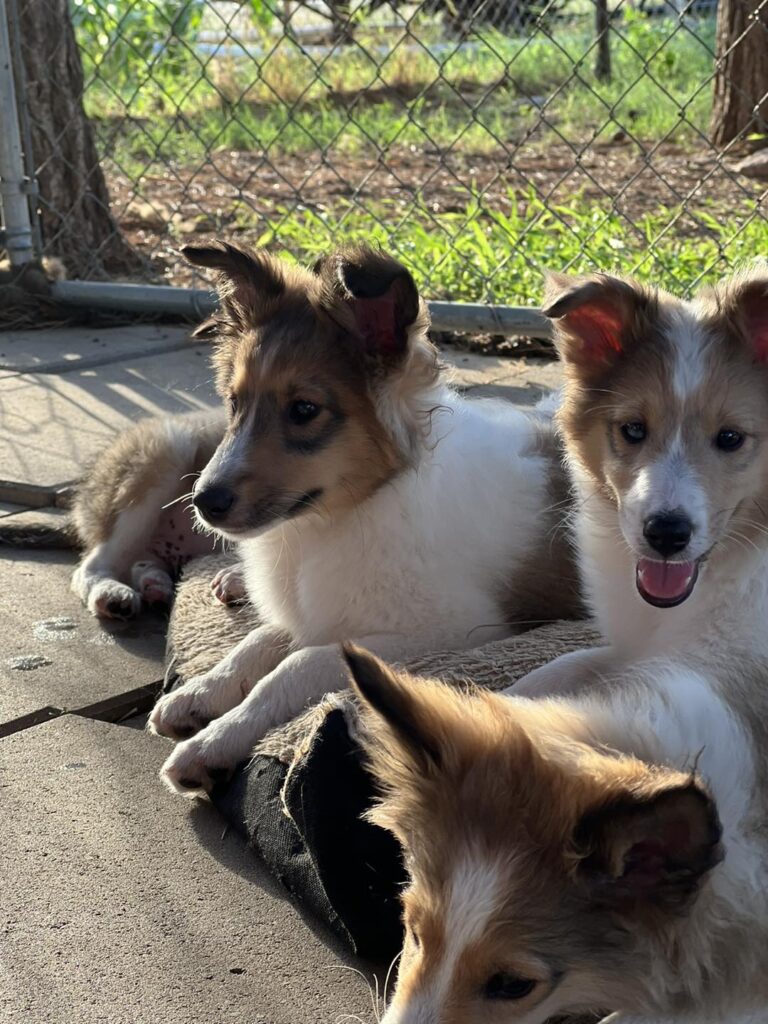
[228,191,768,303]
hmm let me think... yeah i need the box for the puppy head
[545,268,768,608]
[181,242,435,538]
[344,645,722,1024]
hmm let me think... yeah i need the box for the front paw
[149,685,214,740]
[130,561,174,606]
[160,718,249,796]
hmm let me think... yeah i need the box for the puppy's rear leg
[211,563,247,606]
[130,560,175,607]
[73,487,177,619]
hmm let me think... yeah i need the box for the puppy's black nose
[643,512,692,557]
[193,485,235,522]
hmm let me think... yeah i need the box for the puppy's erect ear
[715,267,768,362]
[574,776,722,914]
[318,246,422,360]
[543,272,650,369]
[342,643,442,769]
[182,241,285,336]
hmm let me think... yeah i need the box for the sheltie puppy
[139,241,582,792]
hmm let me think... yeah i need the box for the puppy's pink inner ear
[742,292,768,362]
[351,293,403,355]
[564,302,624,360]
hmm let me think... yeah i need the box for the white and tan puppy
[517,266,768,695]
[70,412,235,619]
[147,241,581,793]
[346,643,767,1024]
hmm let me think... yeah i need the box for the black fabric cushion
[211,708,406,961]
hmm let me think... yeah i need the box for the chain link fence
[5,0,768,319]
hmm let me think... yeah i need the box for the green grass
[220,191,767,304]
[74,6,760,303]
[84,11,717,168]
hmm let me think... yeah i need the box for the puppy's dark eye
[620,422,646,444]
[484,973,537,1001]
[715,429,744,452]
[289,399,320,425]
[229,394,238,416]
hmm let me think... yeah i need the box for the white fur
[564,455,768,662]
[585,667,768,1021]
[72,490,171,619]
[242,391,545,648]
[620,431,710,562]
[582,666,760,897]
[153,358,555,790]
[382,857,508,1024]
[669,305,708,400]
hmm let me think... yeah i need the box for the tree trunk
[594,0,611,83]
[15,0,142,278]
[711,0,768,149]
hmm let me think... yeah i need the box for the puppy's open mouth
[636,558,700,608]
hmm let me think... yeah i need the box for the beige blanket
[167,553,599,761]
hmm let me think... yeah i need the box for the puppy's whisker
[161,490,195,510]
[323,963,380,1023]
[382,949,402,1012]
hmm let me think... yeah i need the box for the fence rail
[2,0,767,329]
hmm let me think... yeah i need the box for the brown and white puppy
[145,241,582,793]
[345,644,768,1024]
[515,265,768,695]
[70,411,245,618]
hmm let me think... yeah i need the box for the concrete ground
[0,323,562,1024]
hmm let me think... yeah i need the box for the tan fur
[551,270,768,567]
[185,242,441,533]
[71,411,225,548]
[221,298,404,522]
[345,647,724,1024]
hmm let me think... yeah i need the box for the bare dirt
[106,138,765,286]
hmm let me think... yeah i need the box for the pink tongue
[636,559,696,600]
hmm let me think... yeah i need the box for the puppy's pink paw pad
[131,562,174,606]
[141,578,174,604]
[89,581,141,620]
[211,565,247,606]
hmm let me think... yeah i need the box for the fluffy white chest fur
[242,387,550,650]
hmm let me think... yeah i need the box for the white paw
[160,716,254,795]
[148,674,244,740]
[87,579,142,620]
[211,564,247,605]
[131,561,174,606]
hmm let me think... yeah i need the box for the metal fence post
[0,0,33,266]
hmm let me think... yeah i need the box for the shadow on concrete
[0,344,219,488]
[187,799,386,978]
